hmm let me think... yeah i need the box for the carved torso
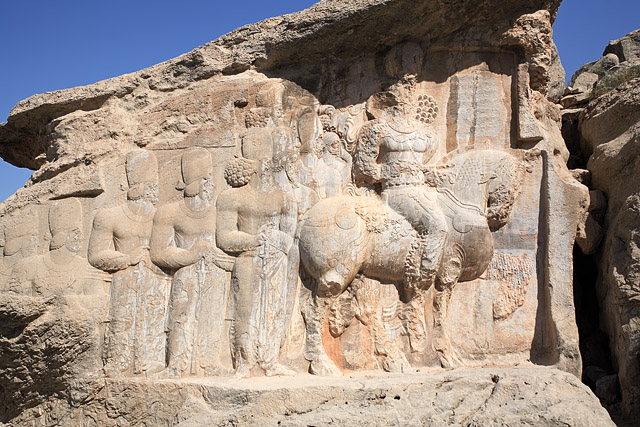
[112,204,156,254]
[173,200,217,249]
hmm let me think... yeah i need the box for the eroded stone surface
[0,0,608,424]
[579,78,640,417]
[7,367,614,426]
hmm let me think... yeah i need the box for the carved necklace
[180,198,211,219]
[122,204,155,223]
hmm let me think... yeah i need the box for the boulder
[603,28,640,63]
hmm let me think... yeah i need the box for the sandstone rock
[5,367,614,426]
[570,53,621,87]
[569,61,597,87]
[560,91,592,108]
[0,0,610,424]
[571,168,590,186]
[580,78,640,416]
[603,28,640,63]
[573,71,599,93]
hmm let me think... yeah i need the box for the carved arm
[88,210,131,272]
[216,191,259,254]
[149,206,199,270]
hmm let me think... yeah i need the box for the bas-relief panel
[0,47,558,379]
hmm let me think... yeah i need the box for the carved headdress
[2,213,38,256]
[49,198,82,250]
[126,150,159,200]
[181,147,213,196]
[224,128,274,188]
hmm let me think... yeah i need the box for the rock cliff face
[558,28,640,420]
[0,0,614,425]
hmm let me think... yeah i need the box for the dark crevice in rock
[573,244,620,407]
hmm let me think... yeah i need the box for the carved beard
[200,178,214,203]
[257,159,275,190]
[128,182,159,205]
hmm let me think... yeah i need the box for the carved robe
[151,200,228,376]
[89,204,168,376]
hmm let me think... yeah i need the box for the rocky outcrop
[580,78,640,417]
[557,27,640,420]
[0,0,563,172]
[0,0,611,425]
[562,29,640,109]
[6,367,613,426]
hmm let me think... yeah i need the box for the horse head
[436,148,523,231]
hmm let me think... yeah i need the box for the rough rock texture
[0,0,563,171]
[6,367,613,426]
[0,0,611,425]
[565,29,640,108]
[579,78,640,417]
[604,29,640,63]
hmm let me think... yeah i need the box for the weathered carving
[11,199,100,297]
[299,144,522,373]
[217,133,298,378]
[353,96,447,288]
[150,147,233,377]
[0,215,38,291]
[0,2,616,424]
[88,150,167,377]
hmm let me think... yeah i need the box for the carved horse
[298,148,522,374]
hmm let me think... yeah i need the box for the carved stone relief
[0,43,584,387]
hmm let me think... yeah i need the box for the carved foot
[153,367,181,379]
[382,352,411,373]
[233,363,251,379]
[309,354,342,376]
[142,361,165,376]
[437,349,465,370]
[265,363,296,377]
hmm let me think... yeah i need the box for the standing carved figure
[0,216,38,291]
[150,147,233,378]
[88,150,166,377]
[13,199,99,297]
[217,130,298,378]
[315,132,353,198]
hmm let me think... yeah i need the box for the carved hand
[193,241,219,262]
[128,246,150,266]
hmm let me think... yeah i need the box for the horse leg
[302,273,345,376]
[354,278,411,373]
[432,250,464,369]
[403,287,429,354]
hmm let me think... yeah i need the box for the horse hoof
[438,350,465,370]
[265,363,296,377]
[310,356,342,376]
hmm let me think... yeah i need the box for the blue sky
[1,0,639,202]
